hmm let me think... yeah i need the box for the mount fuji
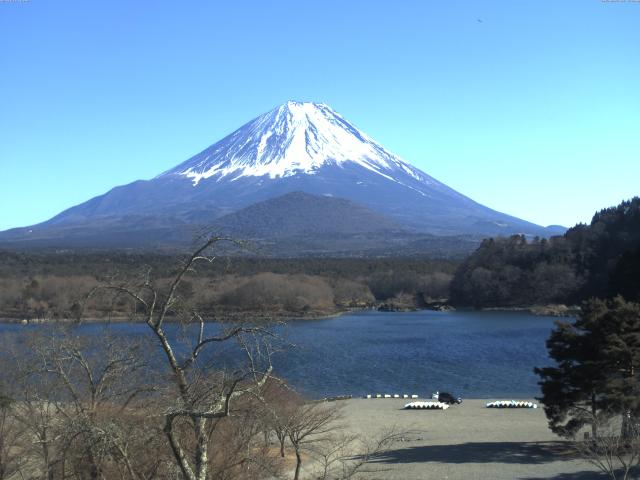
[0,101,564,253]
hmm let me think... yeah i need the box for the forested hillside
[450,198,640,307]
[0,253,457,320]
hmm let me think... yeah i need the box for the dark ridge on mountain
[0,101,565,253]
[204,192,483,257]
[211,191,402,238]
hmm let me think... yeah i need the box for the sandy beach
[335,398,604,480]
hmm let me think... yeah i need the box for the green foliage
[450,235,580,307]
[451,197,640,307]
[535,297,640,437]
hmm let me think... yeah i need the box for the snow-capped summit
[160,101,434,192]
[0,101,565,251]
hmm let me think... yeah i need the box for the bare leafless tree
[258,377,301,459]
[273,397,402,480]
[87,236,277,480]
[574,413,640,480]
[6,329,165,480]
[13,340,65,480]
[43,333,159,479]
[257,375,404,480]
[310,428,402,480]
[0,236,407,480]
[286,402,342,480]
[0,388,27,480]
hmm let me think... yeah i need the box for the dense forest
[4,197,639,319]
[0,252,458,321]
[450,197,640,308]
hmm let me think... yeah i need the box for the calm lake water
[0,310,560,399]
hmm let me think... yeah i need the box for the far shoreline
[0,303,579,325]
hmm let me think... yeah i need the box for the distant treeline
[450,197,640,307]
[0,253,458,320]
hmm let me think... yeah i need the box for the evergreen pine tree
[535,297,640,438]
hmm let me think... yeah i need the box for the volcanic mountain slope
[212,191,402,238]
[209,191,411,255]
[0,101,564,251]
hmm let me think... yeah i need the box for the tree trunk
[195,417,209,480]
[591,392,598,438]
[43,440,55,480]
[87,448,100,480]
[164,418,197,480]
[293,447,302,480]
[41,430,50,480]
[621,364,635,439]
[621,410,633,439]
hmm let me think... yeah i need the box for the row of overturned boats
[363,391,538,410]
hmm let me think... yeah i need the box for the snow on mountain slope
[0,100,565,250]
[159,101,441,197]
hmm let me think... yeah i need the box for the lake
[0,310,561,399]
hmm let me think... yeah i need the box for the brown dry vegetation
[0,330,287,480]
[0,239,405,480]
[0,322,396,480]
[0,252,456,321]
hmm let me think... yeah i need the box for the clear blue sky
[1,0,638,231]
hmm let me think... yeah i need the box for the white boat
[404,401,450,410]
[486,400,537,409]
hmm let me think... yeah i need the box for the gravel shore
[337,398,604,480]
